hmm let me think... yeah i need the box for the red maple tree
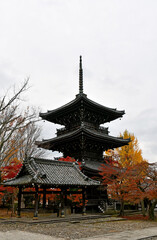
[0,160,22,207]
[99,159,147,216]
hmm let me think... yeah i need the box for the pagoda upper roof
[40,56,126,125]
[36,125,130,150]
[3,158,100,187]
[40,93,125,124]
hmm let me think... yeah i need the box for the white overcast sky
[0,0,157,162]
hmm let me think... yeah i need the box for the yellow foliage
[117,129,146,167]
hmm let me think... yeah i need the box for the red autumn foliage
[99,159,149,216]
[99,159,148,203]
[1,160,23,180]
[58,156,82,169]
[99,158,157,220]
[0,160,22,205]
[67,193,87,207]
[59,156,76,162]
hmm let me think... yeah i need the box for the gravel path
[0,230,62,240]
[0,218,157,239]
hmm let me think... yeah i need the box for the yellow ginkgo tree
[117,129,144,167]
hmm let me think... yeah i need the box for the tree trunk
[141,199,146,216]
[148,200,157,220]
[119,200,124,216]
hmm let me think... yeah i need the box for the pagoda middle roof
[3,158,100,187]
[36,125,130,150]
[40,94,125,124]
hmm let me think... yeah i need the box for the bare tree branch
[0,78,29,113]
[0,79,45,168]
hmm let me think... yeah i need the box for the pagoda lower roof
[82,160,106,172]
[3,158,100,187]
[40,94,125,124]
[81,160,120,177]
[36,125,130,150]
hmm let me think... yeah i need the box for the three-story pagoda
[36,56,129,177]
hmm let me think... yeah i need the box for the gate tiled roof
[4,158,100,187]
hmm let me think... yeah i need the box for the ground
[1,209,157,239]
[0,217,157,239]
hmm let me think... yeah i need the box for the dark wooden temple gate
[4,158,100,219]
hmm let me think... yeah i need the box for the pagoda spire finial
[79,55,83,94]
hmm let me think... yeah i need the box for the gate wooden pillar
[43,187,46,209]
[82,187,86,216]
[60,188,65,218]
[64,189,67,207]
[17,186,22,218]
[33,185,39,220]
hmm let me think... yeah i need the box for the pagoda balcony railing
[56,127,68,136]
[98,126,109,134]
[56,126,83,136]
[56,125,108,136]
